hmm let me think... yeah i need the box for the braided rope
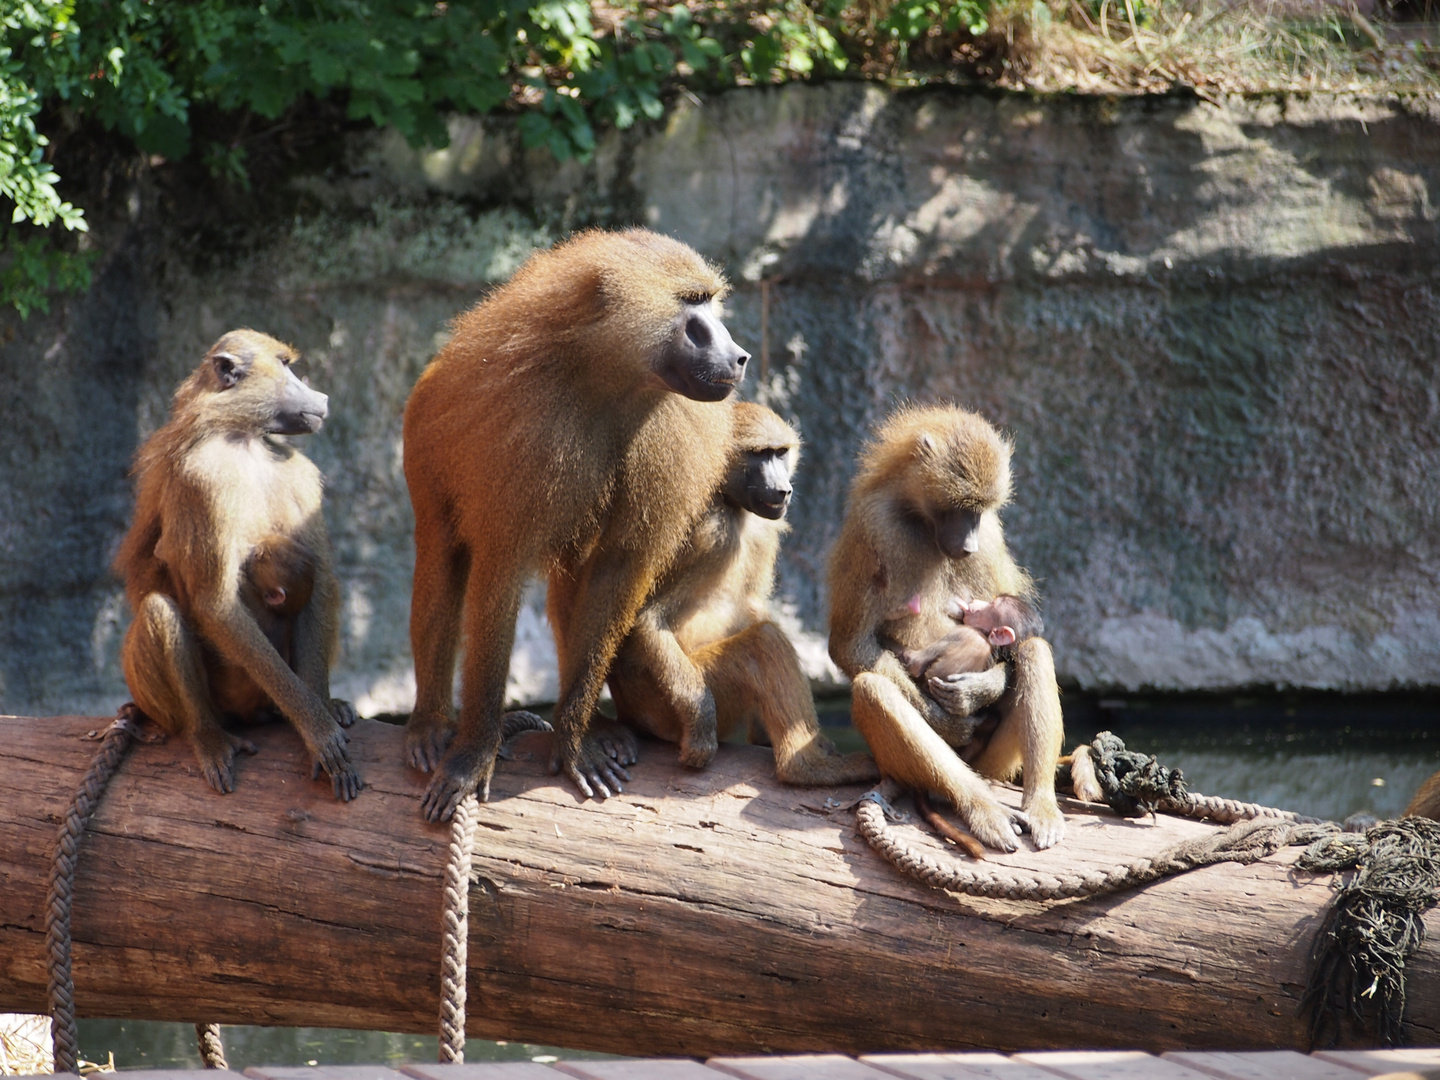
[195,1024,228,1070]
[439,792,479,1062]
[1158,791,1328,826]
[47,708,139,1074]
[856,790,1338,901]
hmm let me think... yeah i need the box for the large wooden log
[2,714,1436,1054]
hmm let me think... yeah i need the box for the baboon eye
[680,291,712,305]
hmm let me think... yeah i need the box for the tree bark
[2,714,1435,1053]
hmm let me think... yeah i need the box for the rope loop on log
[195,1023,228,1070]
[439,792,479,1062]
[47,706,138,1074]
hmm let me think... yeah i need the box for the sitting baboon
[403,229,749,821]
[607,402,879,786]
[205,534,317,723]
[828,405,1065,852]
[900,594,1044,683]
[114,330,359,799]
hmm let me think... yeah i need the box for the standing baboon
[114,330,359,799]
[828,405,1065,852]
[402,229,749,821]
[608,402,879,786]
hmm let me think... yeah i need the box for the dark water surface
[80,691,1438,1069]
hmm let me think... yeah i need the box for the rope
[195,1024,228,1070]
[857,791,1337,900]
[439,793,479,1062]
[1298,817,1440,1046]
[47,707,139,1074]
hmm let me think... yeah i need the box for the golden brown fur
[827,404,1065,851]
[1406,770,1440,819]
[114,330,358,798]
[402,228,748,820]
[608,403,878,785]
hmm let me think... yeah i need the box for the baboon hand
[308,725,361,801]
[421,746,495,823]
[553,735,631,799]
[406,711,455,773]
[960,798,1027,854]
[927,664,1007,719]
[196,732,258,795]
[330,698,358,728]
[589,718,640,766]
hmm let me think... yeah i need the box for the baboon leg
[969,636,1065,849]
[850,672,1025,852]
[549,548,658,798]
[698,623,878,786]
[122,593,256,795]
[406,495,469,772]
[421,561,523,822]
[611,617,716,768]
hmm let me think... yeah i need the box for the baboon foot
[957,796,1028,854]
[307,723,361,801]
[421,744,495,823]
[330,698,359,728]
[678,726,717,770]
[553,734,631,800]
[405,710,455,773]
[590,717,640,766]
[1025,798,1065,850]
[192,730,258,795]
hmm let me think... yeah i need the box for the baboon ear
[211,351,248,389]
[916,432,937,457]
[988,626,1017,648]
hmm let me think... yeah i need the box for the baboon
[1406,770,1440,819]
[205,534,317,722]
[828,404,1065,852]
[900,594,1044,683]
[607,402,879,786]
[403,229,749,821]
[114,330,359,799]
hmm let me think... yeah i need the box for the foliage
[2,0,1438,315]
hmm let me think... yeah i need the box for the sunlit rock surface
[3,87,1438,716]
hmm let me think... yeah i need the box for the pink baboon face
[958,598,1020,648]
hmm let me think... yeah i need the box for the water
[79,691,1440,1070]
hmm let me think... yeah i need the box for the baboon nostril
[736,352,750,367]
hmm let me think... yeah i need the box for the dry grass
[0,1015,116,1077]
[905,0,1440,95]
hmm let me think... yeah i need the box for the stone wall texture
[4,85,1438,717]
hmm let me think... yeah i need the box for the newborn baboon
[828,405,1065,852]
[608,402,878,786]
[403,229,749,820]
[899,594,1044,683]
[114,330,359,799]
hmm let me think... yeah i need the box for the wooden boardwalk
[16,1049,1440,1080]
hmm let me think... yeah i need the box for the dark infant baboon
[114,330,359,799]
[828,405,1065,852]
[402,228,749,821]
[607,401,879,786]
[205,534,318,723]
[899,594,1045,683]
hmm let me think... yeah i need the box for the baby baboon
[900,594,1044,683]
[114,330,359,799]
[206,535,317,722]
[403,229,748,820]
[608,402,878,786]
[828,405,1065,852]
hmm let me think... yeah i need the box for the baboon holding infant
[402,228,749,820]
[114,330,358,798]
[828,405,1065,852]
[607,402,878,786]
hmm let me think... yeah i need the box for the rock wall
[4,85,1438,717]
